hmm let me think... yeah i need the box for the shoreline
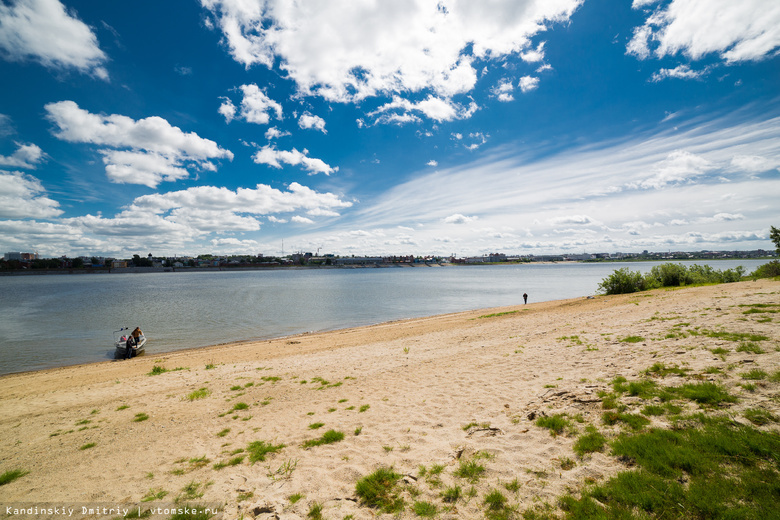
[1,279,778,519]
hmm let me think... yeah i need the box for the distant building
[4,252,38,261]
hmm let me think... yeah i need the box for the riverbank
[1,280,778,519]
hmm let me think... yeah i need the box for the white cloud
[291,215,314,224]
[518,75,540,93]
[427,160,438,167]
[0,142,45,169]
[549,215,595,226]
[0,0,108,78]
[0,170,62,218]
[633,150,715,189]
[298,112,327,133]
[264,126,290,140]
[628,0,780,63]
[520,41,546,62]
[369,95,478,124]
[44,101,233,187]
[221,84,283,124]
[651,64,708,82]
[444,214,477,224]
[491,79,515,102]
[201,0,583,116]
[252,144,338,175]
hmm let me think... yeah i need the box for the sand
[1,279,778,519]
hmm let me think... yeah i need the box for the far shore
[1,279,778,519]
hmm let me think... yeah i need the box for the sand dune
[1,279,778,519]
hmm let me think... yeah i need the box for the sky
[1,0,779,259]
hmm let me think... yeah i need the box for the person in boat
[125,334,135,359]
[131,327,143,343]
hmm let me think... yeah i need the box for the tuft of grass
[133,413,149,422]
[741,368,768,380]
[703,330,769,342]
[0,469,29,486]
[288,493,304,504]
[535,414,573,437]
[147,365,168,376]
[302,429,344,448]
[186,387,211,401]
[602,411,650,430]
[620,335,645,343]
[743,408,778,426]
[246,440,285,463]
[79,442,96,450]
[307,502,323,520]
[216,428,230,437]
[667,382,737,406]
[355,467,404,513]
[141,488,168,502]
[212,455,244,470]
[116,404,129,411]
[413,501,438,517]
[231,402,249,411]
[478,310,519,319]
[454,459,486,482]
[359,404,370,413]
[737,342,766,354]
[573,425,606,457]
[441,485,462,503]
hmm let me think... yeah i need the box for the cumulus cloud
[0,0,108,78]
[369,95,478,124]
[628,0,780,63]
[291,215,314,224]
[651,64,708,82]
[443,214,477,224]
[427,160,438,167]
[0,142,45,169]
[44,100,233,187]
[264,126,290,140]
[518,75,540,93]
[221,84,283,124]
[491,79,515,102]
[252,145,337,175]
[298,112,326,133]
[201,0,583,118]
[0,170,62,218]
[633,150,715,189]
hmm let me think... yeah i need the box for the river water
[0,260,764,375]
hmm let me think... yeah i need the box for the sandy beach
[1,279,778,519]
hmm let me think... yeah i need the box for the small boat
[114,327,147,359]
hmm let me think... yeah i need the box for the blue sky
[1,0,779,258]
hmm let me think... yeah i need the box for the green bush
[355,467,403,512]
[599,263,746,295]
[749,260,780,279]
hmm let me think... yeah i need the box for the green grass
[737,342,766,354]
[302,429,345,448]
[147,365,168,376]
[441,485,462,503]
[741,368,768,380]
[133,412,149,422]
[0,469,28,486]
[79,442,96,450]
[702,329,769,342]
[643,362,688,378]
[308,422,325,429]
[602,411,650,430]
[288,493,304,504]
[535,414,574,436]
[355,467,404,513]
[212,455,244,470]
[619,335,644,343]
[186,387,211,401]
[216,428,230,437]
[454,458,486,482]
[558,418,780,519]
[743,408,778,426]
[413,501,438,517]
[141,488,168,502]
[246,440,285,463]
[231,402,249,411]
[477,310,519,319]
[573,425,607,457]
[667,382,738,406]
[359,404,370,413]
[307,502,323,520]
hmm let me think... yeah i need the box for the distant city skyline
[1,1,779,258]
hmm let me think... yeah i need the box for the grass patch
[79,442,96,450]
[702,329,769,342]
[454,458,486,482]
[644,362,688,378]
[413,501,438,517]
[667,382,737,406]
[573,425,606,457]
[743,408,778,426]
[359,404,370,413]
[212,455,244,470]
[535,414,574,436]
[741,368,768,380]
[602,411,651,431]
[0,469,28,486]
[133,413,149,422]
[477,310,519,319]
[355,467,404,513]
[441,485,462,503]
[246,440,285,463]
[620,335,644,343]
[308,422,325,429]
[560,419,780,518]
[186,387,211,401]
[147,365,168,376]
[216,428,230,437]
[302,429,345,448]
[737,342,766,354]
[141,488,168,502]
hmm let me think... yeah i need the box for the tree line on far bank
[599,226,780,295]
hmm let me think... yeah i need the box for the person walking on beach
[523,293,528,304]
